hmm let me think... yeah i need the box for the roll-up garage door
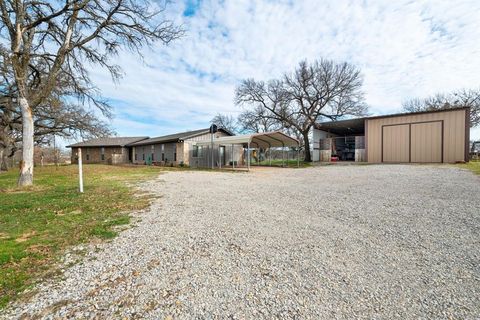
[382,124,410,162]
[411,121,442,163]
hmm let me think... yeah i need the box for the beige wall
[366,108,468,163]
[183,131,231,166]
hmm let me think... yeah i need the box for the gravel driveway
[3,165,480,319]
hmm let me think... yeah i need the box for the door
[411,121,442,163]
[382,124,410,162]
[219,146,226,166]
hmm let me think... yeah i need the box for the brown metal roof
[66,136,149,148]
[363,106,469,121]
[127,128,233,146]
[315,118,366,134]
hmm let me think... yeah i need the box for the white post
[78,148,84,193]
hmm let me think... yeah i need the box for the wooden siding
[366,108,467,163]
[188,144,244,168]
[132,142,177,165]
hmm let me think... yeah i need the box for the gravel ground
[3,164,480,319]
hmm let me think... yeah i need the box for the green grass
[252,159,311,168]
[457,160,480,175]
[0,164,164,308]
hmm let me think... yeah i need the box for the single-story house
[312,107,470,163]
[67,128,301,169]
[67,128,239,166]
[68,136,149,165]
[128,127,235,166]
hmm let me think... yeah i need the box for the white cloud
[90,0,480,139]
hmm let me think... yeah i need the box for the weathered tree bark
[0,147,6,171]
[18,97,34,186]
[303,132,312,162]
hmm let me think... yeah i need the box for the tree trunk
[303,131,312,162]
[0,147,7,172]
[18,97,34,186]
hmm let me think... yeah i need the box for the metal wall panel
[411,122,442,163]
[382,124,410,162]
[367,109,467,163]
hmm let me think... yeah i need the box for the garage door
[411,121,442,163]
[382,124,410,162]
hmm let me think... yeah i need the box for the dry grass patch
[0,164,163,308]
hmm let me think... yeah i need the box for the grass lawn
[457,160,480,175]
[0,164,164,308]
[253,159,311,168]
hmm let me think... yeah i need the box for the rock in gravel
[2,165,479,319]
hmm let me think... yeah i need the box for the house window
[142,153,145,161]
[193,145,198,157]
[86,154,90,161]
[161,144,164,151]
[101,147,105,160]
[174,152,177,161]
[162,153,165,161]
[151,153,154,161]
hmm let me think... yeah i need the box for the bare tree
[1,49,114,171]
[210,113,238,133]
[0,0,183,186]
[237,106,281,133]
[236,59,367,161]
[0,102,114,171]
[403,89,480,127]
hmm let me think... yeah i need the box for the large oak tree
[0,0,182,186]
[235,59,367,161]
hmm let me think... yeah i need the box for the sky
[85,0,480,142]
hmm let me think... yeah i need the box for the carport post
[297,145,300,168]
[282,142,285,167]
[232,144,234,169]
[286,147,289,167]
[269,148,272,166]
[247,142,250,171]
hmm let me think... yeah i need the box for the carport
[195,131,300,170]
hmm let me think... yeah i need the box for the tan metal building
[313,107,470,164]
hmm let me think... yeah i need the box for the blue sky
[84,0,480,142]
